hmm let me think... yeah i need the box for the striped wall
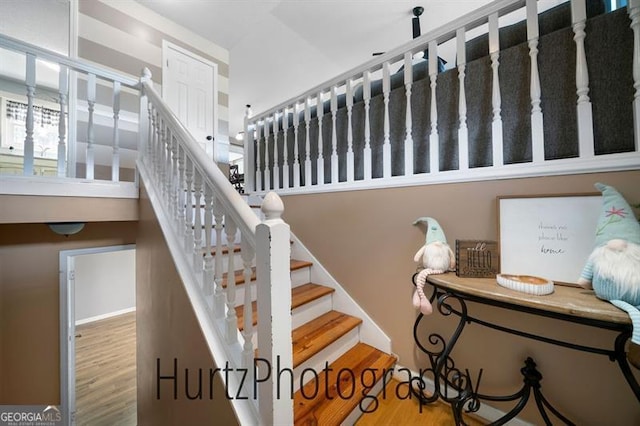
[77,0,230,140]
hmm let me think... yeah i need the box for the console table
[411,272,638,425]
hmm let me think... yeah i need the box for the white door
[162,41,217,157]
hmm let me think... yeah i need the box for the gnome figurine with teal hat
[412,217,456,315]
[578,183,640,369]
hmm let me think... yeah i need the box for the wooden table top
[427,273,631,326]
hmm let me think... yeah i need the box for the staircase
[219,200,397,425]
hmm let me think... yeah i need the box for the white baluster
[150,107,158,178]
[316,91,325,186]
[273,113,280,190]
[304,97,312,186]
[256,192,293,425]
[176,145,187,234]
[429,41,440,174]
[527,0,545,163]
[330,86,339,183]
[213,197,225,317]
[630,0,640,151]
[572,0,595,158]
[24,53,36,176]
[293,103,301,188]
[457,28,469,171]
[264,118,271,191]
[158,118,167,198]
[282,108,290,188]
[225,218,238,344]
[86,73,96,180]
[184,156,194,253]
[382,62,391,178]
[404,52,414,176]
[346,79,355,182]
[244,106,254,193]
[112,81,121,181]
[203,184,214,300]
[170,134,179,222]
[57,65,68,177]
[241,237,255,390]
[256,122,263,192]
[193,170,203,274]
[363,71,372,180]
[489,13,504,168]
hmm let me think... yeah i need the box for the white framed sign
[498,193,602,286]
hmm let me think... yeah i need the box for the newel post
[256,192,293,425]
[138,68,152,164]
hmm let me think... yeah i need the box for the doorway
[59,245,136,425]
[162,41,218,158]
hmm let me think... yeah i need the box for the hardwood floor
[75,312,137,426]
[356,379,486,426]
[73,312,484,426]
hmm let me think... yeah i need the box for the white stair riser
[291,267,310,288]
[292,328,360,392]
[231,265,312,307]
[292,296,333,329]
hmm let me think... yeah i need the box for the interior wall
[281,170,640,425]
[0,221,137,404]
[74,248,136,323]
[136,185,238,425]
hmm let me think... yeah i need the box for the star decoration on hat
[606,206,628,218]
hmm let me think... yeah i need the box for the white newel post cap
[141,67,152,86]
[262,191,284,222]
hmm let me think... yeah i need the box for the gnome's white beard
[421,242,452,271]
[591,239,640,301]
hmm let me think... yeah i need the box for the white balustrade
[24,53,36,176]
[382,61,392,178]
[457,28,469,171]
[346,79,355,182]
[428,41,440,174]
[572,0,595,158]
[404,52,414,176]
[317,91,325,186]
[330,86,339,183]
[489,13,504,167]
[363,70,373,180]
[527,0,545,163]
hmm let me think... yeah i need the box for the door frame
[59,244,136,426]
[161,40,219,160]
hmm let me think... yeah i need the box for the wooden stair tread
[235,283,335,330]
[292,311,362,368]
[293,343,397,425]
[222,259,312,288]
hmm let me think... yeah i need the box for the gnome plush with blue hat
[413,217,456,315]
[578,183,640,369]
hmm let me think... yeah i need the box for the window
[2,99,61,159]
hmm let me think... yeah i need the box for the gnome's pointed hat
[413,217,447,245]
[593,182,640,247]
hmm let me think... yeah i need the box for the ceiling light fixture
[47,222,85,236]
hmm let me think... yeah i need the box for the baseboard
[75,307,136,326]
[391,364,534,426]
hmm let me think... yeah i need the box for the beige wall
[0,195,138,223]
[136,186,238,425]
[281,170,640,425]
[0,221,137,403]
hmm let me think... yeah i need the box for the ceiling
[135,0,500,142]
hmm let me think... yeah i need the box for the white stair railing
[0,33,138,181]
[246,0,640,195]
[138,69,293,425]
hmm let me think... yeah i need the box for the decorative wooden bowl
[496,274,554,296]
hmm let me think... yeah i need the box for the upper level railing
[0,33,139,183]
[245,0,640,196]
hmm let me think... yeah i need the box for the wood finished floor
[73,312,484,426]
[75,312,137,426]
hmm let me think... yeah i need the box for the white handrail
[0,33,138,88]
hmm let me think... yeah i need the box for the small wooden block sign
[456,240,499,278]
